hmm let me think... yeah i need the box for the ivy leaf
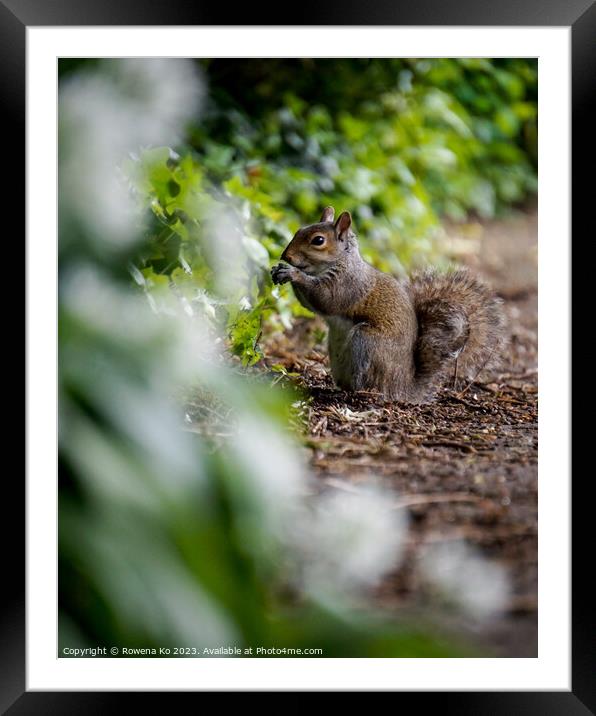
[128,262,146,286]
[179,251,192,275]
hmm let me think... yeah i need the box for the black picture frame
[9,0,589,709]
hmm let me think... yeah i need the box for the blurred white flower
[228,421,409,602]
[419,540,510,620]
[201,206,251,299]
[233,417,309,510]
[60,59,203,246]
[63,263,217,382]
[291,484,407,598]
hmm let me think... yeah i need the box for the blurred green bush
[124,58,537,364]
[196,58,537,228]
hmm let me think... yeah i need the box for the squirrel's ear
[320,206,335,223]
[334,211,352,239]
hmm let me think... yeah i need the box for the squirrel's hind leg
[327,318,356,391]
[345,324,416,401]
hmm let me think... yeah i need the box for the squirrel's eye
[311,235,325,246]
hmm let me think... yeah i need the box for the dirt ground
[264,209,538,657]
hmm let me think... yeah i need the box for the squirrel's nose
[281,247,292,264]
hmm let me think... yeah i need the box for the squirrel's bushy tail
[409,269,506,400]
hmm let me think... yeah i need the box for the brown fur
[271,208,505,403]
[409,269,506,398]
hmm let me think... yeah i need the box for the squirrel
[271,206,505,403]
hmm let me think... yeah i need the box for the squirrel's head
[280,207,357,274]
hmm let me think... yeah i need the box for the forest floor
[263,209,538,657]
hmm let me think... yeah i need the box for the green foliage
[126,59,536,364]
[196,58,537,227]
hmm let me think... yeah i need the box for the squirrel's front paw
[271,263,297,285]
